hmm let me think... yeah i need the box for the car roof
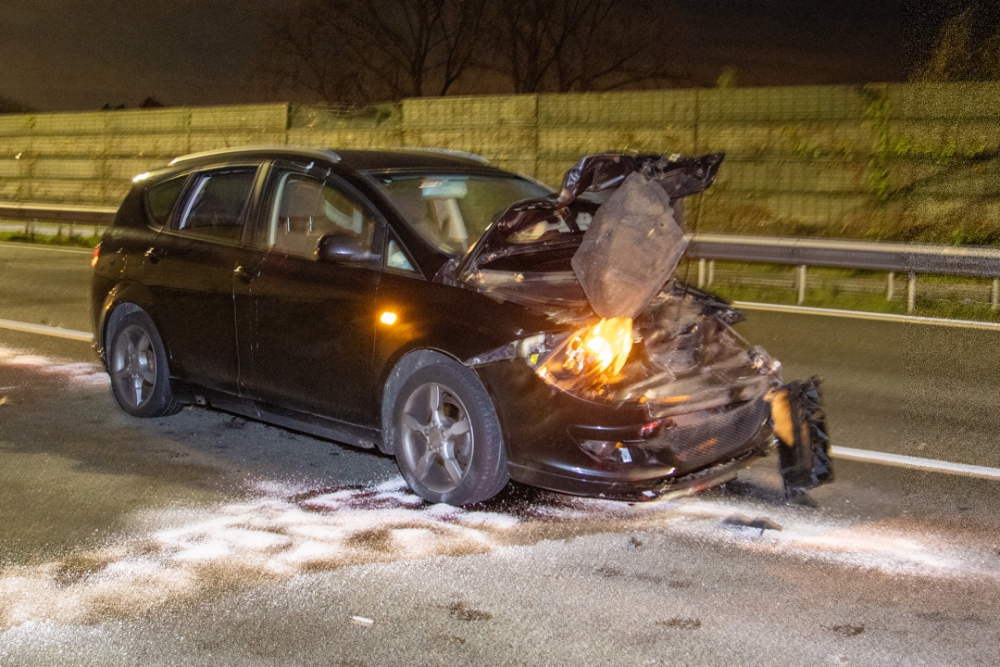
[168,145,505,175]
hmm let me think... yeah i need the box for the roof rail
[170,145,340,166]
[397,147,491,165]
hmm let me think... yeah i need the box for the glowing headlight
[522,318,634,392]
[563,317,633,377]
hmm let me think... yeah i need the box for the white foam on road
[0,479,996,631]
[0,345,108,387]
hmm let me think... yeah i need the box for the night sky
[0,1,914,112]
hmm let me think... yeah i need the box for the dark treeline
[263,0,692,105]
[908,0,1000,81]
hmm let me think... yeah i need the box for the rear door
[141,164,262,394]
[235,165,383,425]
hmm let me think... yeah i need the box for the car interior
[270,174,375,258]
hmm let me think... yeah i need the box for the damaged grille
[646,398,770,470]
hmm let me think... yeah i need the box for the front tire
[388,355,508,506]
[107,310,181,418]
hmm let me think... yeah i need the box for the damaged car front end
[94,145,829,507]
[435,152,833,501]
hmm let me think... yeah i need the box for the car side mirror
[317,231,366,262]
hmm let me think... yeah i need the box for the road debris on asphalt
[722,514,783,534]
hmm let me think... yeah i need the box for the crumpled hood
[449,151,724,296]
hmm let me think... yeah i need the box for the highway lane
[0,242,93,333]
[3,241,998,469]
[3,242,1000,665]
[0,344,998,666]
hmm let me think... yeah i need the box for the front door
[235,168,383,425]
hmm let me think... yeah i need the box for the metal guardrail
[0,202,118,225]
[2,201,999,312]
[687,234,1000,313]
[0,202,117,239]
[685,233,1000,312]
[685,234,1000,278]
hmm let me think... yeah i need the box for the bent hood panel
[452,152,724,314]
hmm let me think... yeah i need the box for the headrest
[280,179,326,218]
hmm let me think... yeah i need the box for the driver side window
[266,172,379,260]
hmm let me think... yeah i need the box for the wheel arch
[377,347,460,455]
[96,282,159,365]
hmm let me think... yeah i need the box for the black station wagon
[91,146,831,506]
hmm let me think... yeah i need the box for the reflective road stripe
[0,317,93,342]
[734,301,1000,331]
[832,445,1000,480]
[2,314,999,482]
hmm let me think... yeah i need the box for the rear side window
[145,175,187,226]
[174,167,257,242]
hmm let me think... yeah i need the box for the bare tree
[915,6,975,82]
[487,0,687,93]
[266,0,487,104]
[914,3,1000,82]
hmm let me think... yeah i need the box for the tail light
[90,244,101,268]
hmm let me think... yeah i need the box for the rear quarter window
[173,167,258,242]
[144,175,188,226]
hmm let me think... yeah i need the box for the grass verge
[0,232,99,248]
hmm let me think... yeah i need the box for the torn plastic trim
[571,172,688,319]
[565,395,772,472]
[606,446,765,502]
[767,377,834,497]
[556,152,725,206]
[452,152,723,286]
[465,331,560,368]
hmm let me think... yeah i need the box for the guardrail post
[797,265,807,305]
[887,272,895,301]
[707,260,715,286]
[993,278,999,311]
[908,271,916,314]
[697,258,706,288]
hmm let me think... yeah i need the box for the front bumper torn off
[769,377,833,498]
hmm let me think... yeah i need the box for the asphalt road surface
[1,241,999,666]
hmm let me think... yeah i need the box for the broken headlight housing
[518,317,634,395]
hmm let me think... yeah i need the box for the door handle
[144,246,167,264]
[234,265,257,283]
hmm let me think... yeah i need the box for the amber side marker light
[379,311,398,326]
[90,244,101,268]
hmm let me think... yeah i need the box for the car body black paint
[92,147,780,501]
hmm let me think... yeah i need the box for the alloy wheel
[110,324,157,409]
[399,382,474,493]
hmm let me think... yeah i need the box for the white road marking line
[1,315,998,482]
[0,318,93,342]
[0,241,92,255]
[832,445,1000,480]
[734,301,1000,331]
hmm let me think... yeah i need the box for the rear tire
[107,310,181,418]
[387,354,508,506]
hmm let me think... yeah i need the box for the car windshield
[371,172,551,256]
